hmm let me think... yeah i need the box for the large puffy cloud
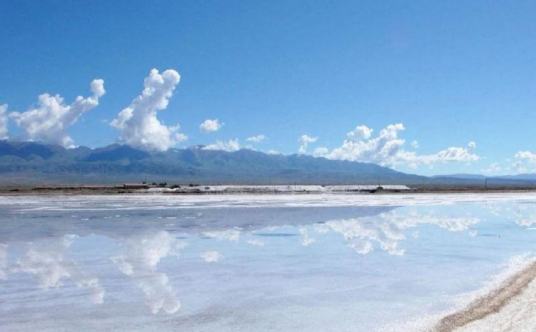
[298,134,318,154]
[0,104,8,139]
[199,119,223,133]
[347,125,373,141]
[10,79,105,148]
[111,69,187,152]
[203,139,240,152]
[318,124,479,167]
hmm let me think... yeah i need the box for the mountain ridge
[0,140,535,187]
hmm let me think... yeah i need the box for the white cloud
[515,151,536,165]
[111,230,186,314]
[200,250,222,263]
[267,150,281,155]
[468,141,477,149]
[418,146,480,164]
[111,69,186,152]
[347,125,373,141]
[321,124,479,167]
[411,140,419,149]
[313,147,329,157]
[0,105,8,139]
[298,134,318,154]
[199,119,223,133]
[246,134,266,143]
[10,79,105,148]
[203,139,240,152]
[514,151,536,173]
[482,162,503,174]
[513,160,528,174]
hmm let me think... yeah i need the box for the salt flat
[1,194,536,332]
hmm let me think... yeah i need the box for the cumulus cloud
[246,134,266,143]
[411,140,419,149]
[347,125,373,141]
[0,105,8,139]
[318,124,479,167]
[313,147,329,157]
[298,134,318,154]
[10,79,105,147]
[199,119,223,133]
[203,139,240,152]
[111,69,187,152]
[111,230,187,314]
[468,141,477,149]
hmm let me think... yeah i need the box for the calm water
[1,194,536,332]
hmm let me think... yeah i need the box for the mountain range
[0,140,534,188]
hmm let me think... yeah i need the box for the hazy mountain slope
[0,141,424,185]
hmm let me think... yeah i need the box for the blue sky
[1,1,536,175]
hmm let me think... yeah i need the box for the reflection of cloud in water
[11,235,104,304]
[111,231,186,314]
[203,229,240,242]
[515,205,536,227]
[317,211,480,256]
[247,239,265,247]
[200,250,223,263]
[0,244,7,280]
[299,228,317,246]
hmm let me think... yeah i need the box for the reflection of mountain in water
[0,204,396,243]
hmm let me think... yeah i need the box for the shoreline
[431,256,536,332]
[1,188,536,196]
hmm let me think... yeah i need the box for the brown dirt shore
[1,187,536,196]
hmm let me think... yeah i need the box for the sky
[1,0,536,176]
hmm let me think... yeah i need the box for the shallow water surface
[1,193,536,332]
